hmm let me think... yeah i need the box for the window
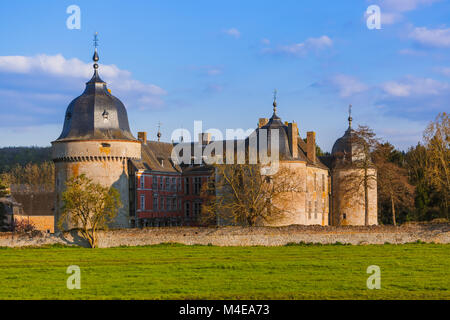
[314,200,318,219]
[194,177,201,195]
[166,177,170,191]
[185,202,190,218]
[152,176,157,189]
[322,174,325,192]
[308,201,312,220]
[140,176,145,189]
[160,177,163,190]
[161,197,165,211]
[185,178,190,195]
[172,178,177,191]
[140,195,145,211]
[314,173,317,191]
[343,213,347,220]
[178,178,181,192]
[172,198,177,211]
[178,199,182,211]
[167,197,172,211]
[153,194,158,211]
[194,202,201,217]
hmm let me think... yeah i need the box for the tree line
[0,146,51,173]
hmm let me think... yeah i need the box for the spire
[348,104,353,129]
[88,32,104,84]
[273,89,278,114]
[157,121,162,142]
[93,32,99,72]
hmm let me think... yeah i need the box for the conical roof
[332,107,357,160]
[55,49,136,142]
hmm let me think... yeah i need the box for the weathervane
[273,89,278,113]
[94,32,99,49]
[92,32,99,71]
[348,104,353,129]
[157,121,162,142]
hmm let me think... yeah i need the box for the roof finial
[93,32,99,71]
[273,89,278,114]
[157,121,162,142]
[348,104,353,129]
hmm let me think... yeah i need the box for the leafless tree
[373,143,415,225]
[201,163,304,226]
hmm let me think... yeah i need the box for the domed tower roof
[332,105,357,159]
[55,42,136,142]
[249,92,292,159]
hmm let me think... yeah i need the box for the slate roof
[54,51,137,142]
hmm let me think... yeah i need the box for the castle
[51,47,377,230]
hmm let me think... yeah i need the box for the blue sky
[0,0,449,151]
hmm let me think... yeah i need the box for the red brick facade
[135,170,210,227]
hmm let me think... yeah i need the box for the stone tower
[330,107,377,226]
[52,41,141,230]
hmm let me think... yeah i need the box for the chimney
[306,131,316,163]
[199,133,212,145]
[138,132,147,144]
[288,122,298,158]
[258,118,269,128]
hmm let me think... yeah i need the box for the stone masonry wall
[0,223,448,248]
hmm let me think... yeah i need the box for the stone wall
[14,215,54,233]
[0,223,448,248]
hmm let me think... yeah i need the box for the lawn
[0,243,448,300]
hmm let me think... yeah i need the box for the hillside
[0,147,52,173]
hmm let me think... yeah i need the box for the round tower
[330,106,377,226]
[52,39,141,230]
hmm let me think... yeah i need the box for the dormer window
[102,110,109,121]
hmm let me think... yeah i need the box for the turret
[52,34,141,230]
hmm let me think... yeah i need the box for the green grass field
[0,243,448,300]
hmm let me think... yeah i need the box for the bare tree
[58,174,122,248]
[201,163,304,226]
[373,143,415,225]
[423,112,449,219]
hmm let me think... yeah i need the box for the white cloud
[263,35,332,57]
[380,12,403,25]
[409,27,450,48]
[398,48,426,56]
[223,28,241,39]
[381,81,411,97]
[0,54,166,104]
[329,74,368,97]
[374,0,441,25]
[380,0,440,12]
[381,76,450,97]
